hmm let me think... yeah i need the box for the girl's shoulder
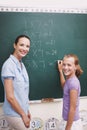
[68,76,80,90]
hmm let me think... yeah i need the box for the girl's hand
[57,60,63,72]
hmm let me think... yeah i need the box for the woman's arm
[57,60,65,88]
[4,78,30,128]
[65,89,78,130]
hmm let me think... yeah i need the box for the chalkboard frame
[0,10,87,102]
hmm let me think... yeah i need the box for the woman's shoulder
[3,58,10,65]
[2,55,15,70]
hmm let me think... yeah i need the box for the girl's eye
[63,63,65,66]
[26,45,30,48]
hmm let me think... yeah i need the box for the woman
[58,54,83,130]
[1,35,31,130]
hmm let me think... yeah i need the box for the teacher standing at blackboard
[1,35,31,130]
[58,54,83,130]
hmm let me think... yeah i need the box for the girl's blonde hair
[63,54,83,77]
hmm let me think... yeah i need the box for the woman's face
[13,37,30,60]
[62,57,76,78]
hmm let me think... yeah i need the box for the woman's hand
[22,113,31,128]
[27,110,31,120]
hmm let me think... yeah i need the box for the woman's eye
[20,43,24,46]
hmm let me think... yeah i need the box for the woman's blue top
[1,55,29,117]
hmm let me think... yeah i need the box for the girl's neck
[66,74,76,79]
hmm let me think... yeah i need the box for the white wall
[0,97,87,129]
[0,0,87,8]
[30,97,87,130]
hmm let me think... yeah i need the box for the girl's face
[13,37,30,60]
[62,57,76,78]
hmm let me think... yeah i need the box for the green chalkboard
[0,12,87,102]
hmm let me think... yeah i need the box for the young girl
[1,35,31,130]
[58,54,83,130]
